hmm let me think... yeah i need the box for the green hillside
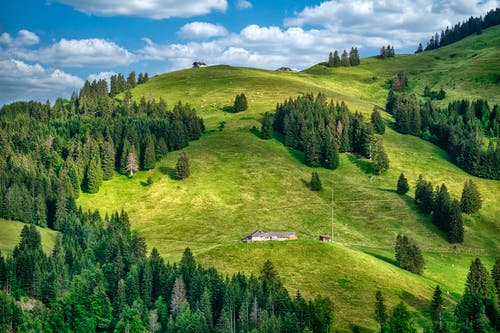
[0,219,59,255]
[75,27,500,330]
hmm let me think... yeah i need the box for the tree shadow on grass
[364,251,399,267]
[159,166,177,180]
[400,291,429,310]
[300,178,310,189]
[222,105,235,113]
[347,154,376,175]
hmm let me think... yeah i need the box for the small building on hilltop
[193,61,207,68]
[319,234,331,242]
[243,230,297,242]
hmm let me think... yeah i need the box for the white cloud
[0,29,40,47]
[0,59,83,104]
[87,71,117,83]
[55,0,228,19]
[15,38,135,68]
[178,22,228,39]
[236,0,252,10]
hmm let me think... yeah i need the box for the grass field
[2,26,498,331]
[0,219,59,255]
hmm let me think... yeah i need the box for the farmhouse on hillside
[243,230,297,242]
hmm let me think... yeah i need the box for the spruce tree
[373,139,389,175]
[341,50,350,66]
[448,199,464,243]
[374,290,388,329]
[101,139,115,181]
[395,234,424,274]
[304,132,321,167]
[233,93,248,112]
[430,285,444,331]
[142,135,156,170]
[371,107,385,134]
[310,172,322,191]
[460,179,482,214]
[397,173,410,195]
[415,175,434,215]
[86,155,103,193]
[333,50,341,67]
[492,258,500,303]
[432,184,450,231]
[321,136,339,170]
[261,112,273,139]
[389,302,417,333]
[328,52,334,67]
[176,152,191,180]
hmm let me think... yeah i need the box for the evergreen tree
[492,258,500,303]
[127,71,136,89]
[395,234,424,274]
[171,275,187,314]
[321,135,339,170]
[389,302,417,333]
[304,132,321,167]
[415,175,434,215]
[333,50,341,67]
[430,285,444,332]
[175,151,191,180]
[374,290,388,330]
[310,172,322,191]
[460,179,482,214]
[371,107,385,134]
[85,155,103,193]
[328,52,334,67]
[397,173,410,195]
[125,150,139,177]
[142,135,156,170]
[261,112,273,139]
[448,199,464,243]
[432,184,450,232]
[415,43,423,53]
[373,139,390,175]
[233,93,248,112]
[101,139,115,181]
[341,50,350,66]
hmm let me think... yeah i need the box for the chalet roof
[268,231,296,238]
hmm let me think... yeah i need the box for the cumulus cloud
[0,59,84,104]
[14,38,135,68]
[236,0,252,10]
[178,22,228,39]
[0,29,40,47]
[55,0,228,19]
[284,0,499,48]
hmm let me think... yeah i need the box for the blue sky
[0,0,498,104]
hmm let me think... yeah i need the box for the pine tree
[448,199,464,243]
[460,179,482,214]
[101,139,115,181]
[492,258,500,303]
[261,112,273,139]
[389,302,417,333]
[415,43,423,53]
[321,135,339,170]
[233,93,248,112]
[371,107,385,134]
[125,150,139,177]
[341,50,350,66]
[373,139,389,175]
[310,172,322,191]
[85,155,103,193]
[171,275,187,315]
[142,135,156,170]
[432,184,450,231]
[374,290,388,329]
[397,173,410,195]
[304,132,321,167]
[415,175,434,215]
[395,234,424,274]
[333,50,341,67]
[328,52,334,67]
[430,285,444,331]
[127,71,136,89]
[176,152,191,180]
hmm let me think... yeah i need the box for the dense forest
[273,93,388,173]
[386,84,500,180]
[0,77,204,229]
[416,8,500,52]
[0,211,335,332]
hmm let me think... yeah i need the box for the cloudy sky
[0,0,498,104]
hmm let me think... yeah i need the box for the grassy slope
[77,27,500,330]
[0,219,58,255]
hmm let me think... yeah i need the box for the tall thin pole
[331,189,334,242]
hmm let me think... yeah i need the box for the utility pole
[331,189,334,242]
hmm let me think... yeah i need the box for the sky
[0,0,498,104]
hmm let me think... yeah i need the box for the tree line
[271,93,389,174]
[110,71,149,97]
[0,210,334,332]
[0,81,204,230]
[375,257,500,333]
[327,47,361,67]
[416,8,500,53]
[386,86,500,180]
